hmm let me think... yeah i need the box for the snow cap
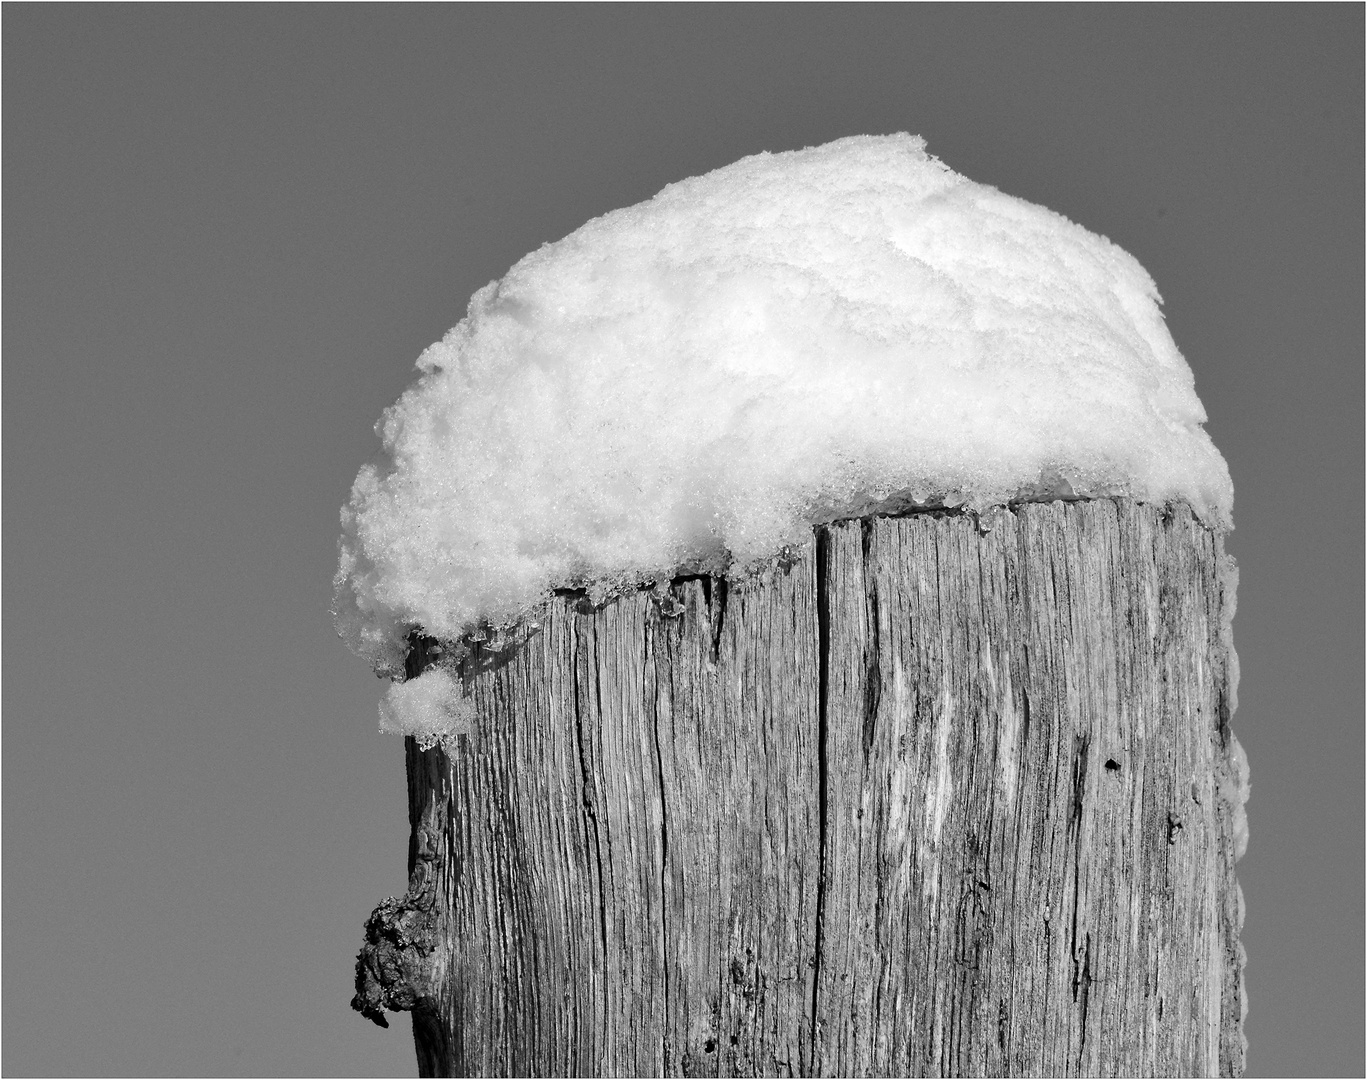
[335,134,1232,674]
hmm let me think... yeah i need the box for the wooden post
[352,499,1247,1077]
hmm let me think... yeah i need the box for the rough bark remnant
[353,499,1246,1077]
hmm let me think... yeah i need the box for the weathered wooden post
[337,137,1248,1076]
[351,501,1246,1076]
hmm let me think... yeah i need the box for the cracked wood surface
[354,499,1246,1076]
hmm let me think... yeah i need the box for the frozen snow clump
[335,133,1233,673]
[1220,733,1252,863]
[1219,552,1241,715]
[377,666,474,747]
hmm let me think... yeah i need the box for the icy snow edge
[334,133,1233,675]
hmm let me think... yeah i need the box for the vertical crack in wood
[1067,664,1092,1068]
[1076,932,1093,1072]
[647,622,671,1071]
[810,525,832,1071]
[861,519,881,761]
[570,619,610,1044]
[708,575,729,664]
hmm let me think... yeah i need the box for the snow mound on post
[335,133,1233,673]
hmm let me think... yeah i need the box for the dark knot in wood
[351,892,440,1028]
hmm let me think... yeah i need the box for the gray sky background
[4,7,1362,1076]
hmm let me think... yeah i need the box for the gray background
[5,7,1361,1076]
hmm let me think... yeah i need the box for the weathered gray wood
[353,499,1246,1077]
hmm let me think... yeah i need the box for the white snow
[377,665,474,747]
[1219,552,1241,715]
[1218,552,1247,861]
[334,133,1234,676]
[1222,733,1251,863]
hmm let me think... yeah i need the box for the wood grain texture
[353,499,1246,1077]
